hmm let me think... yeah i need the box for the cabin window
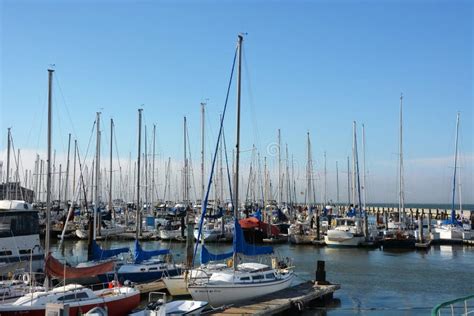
[251,275,264,280]
[148,267,158,271]
[240,277,250,281]
[140,268,146,272]
[0,211,39,237]
[0,250,13,256]
[265,273,275,279]
[19,249,32,254]
[58,292,88,301]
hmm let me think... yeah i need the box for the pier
[210,282,339,315]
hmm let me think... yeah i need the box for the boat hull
[101,267,182,283]
[188,273,294,307]
[0,289,140,316]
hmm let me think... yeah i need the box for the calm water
[51,240,474,315]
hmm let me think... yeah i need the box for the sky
[0,0,473,204]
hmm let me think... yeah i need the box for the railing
[431,294,474,316]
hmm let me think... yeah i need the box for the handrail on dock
[431,294,474,316]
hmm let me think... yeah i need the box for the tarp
[200,245,233,264]
[239,217,280,236]
[45,253,113,279]
[234,219,273,256]
[133,240,170,263]
[92,240,129,261]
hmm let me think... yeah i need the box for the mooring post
[316,213,320,241]
[384,210,388,229]
[418,210,423,243]
[315,260,328,285]
[428,211,432,234]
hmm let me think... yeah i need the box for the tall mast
[109,118,114,219]
[306,132,311,206]
[451,112,460,223]
[6,128,11,199]
[136,109,143,239]
[352,122,356,208]
[145,125,148,208]
[347,156,350,207]
[324,151,327,204]
[278,129,282,207]
[152,124,156,210]
[183,116,188,204]
[233,34,243,270]
[45,68,54,260]
[362,124,367,211]
[73,139,77,199]
[399,94,404,224]
[65,133,71,204]
[336,161,339,207]
[285,144,290,207]
[94,112,101,240]
[219,114,224,204]
[201,103,205,205]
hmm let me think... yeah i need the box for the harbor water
[51,239,474,315]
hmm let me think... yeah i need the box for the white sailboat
[434,113,471,241]
[187,35,294,308]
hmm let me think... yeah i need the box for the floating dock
[209,281,340,315]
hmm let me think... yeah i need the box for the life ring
[22,273,30,284]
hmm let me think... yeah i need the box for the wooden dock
[135,280,168,295]
[209,281,340,315]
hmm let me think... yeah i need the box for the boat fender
[22,273,30,284]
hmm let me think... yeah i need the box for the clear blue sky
[1,0,472,203]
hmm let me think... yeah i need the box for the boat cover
[45,253,114,279]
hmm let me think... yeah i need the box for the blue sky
[1,0,473,204]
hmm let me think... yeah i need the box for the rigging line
[54,73,79,140]
[52,92,68,156]
[222,127,234,210]
[193,46,238,266]
[186,125,198,202]
[113,123,125,201]
[242,48,261,152]
[33,88,49,154]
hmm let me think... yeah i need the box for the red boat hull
[0,291,140,316]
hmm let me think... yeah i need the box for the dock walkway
[210,281,340,315]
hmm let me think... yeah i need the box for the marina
[1,1,473,315]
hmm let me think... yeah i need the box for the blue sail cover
[134,240,170,263]
[92,240,129,261]
[233,218,273,256]
[250,209,262,221]
[200,245,233,264]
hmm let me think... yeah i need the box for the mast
[73,139,77,199]
[6,128,11,199]
[94,112,101,240]
[136,109,143,239]
[324,151,327,205]
[362,124,367,211]
[109,118,114,219]
[233,34,243,270]
[336,161,339,207]
[399,93,405,225]
[45,68,54,261]
[183,116,188,204]
[451,112,460,223]
[352,122,356,208]
[145,125,148,209]
[278,129,282,207]
[152,124,156,211]
[65,133,71,205]
[201,103,205,206]
[306,132,311,206]
[347,156,350,207]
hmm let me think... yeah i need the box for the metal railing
[432,294,474,316]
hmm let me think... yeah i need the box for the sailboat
[187,35,294,307]
[433,113,471,242]
[382,94,416,249]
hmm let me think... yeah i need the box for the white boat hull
[324,230,364,247]
[188,273,294,307]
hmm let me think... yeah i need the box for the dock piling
[316,260,328,285]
